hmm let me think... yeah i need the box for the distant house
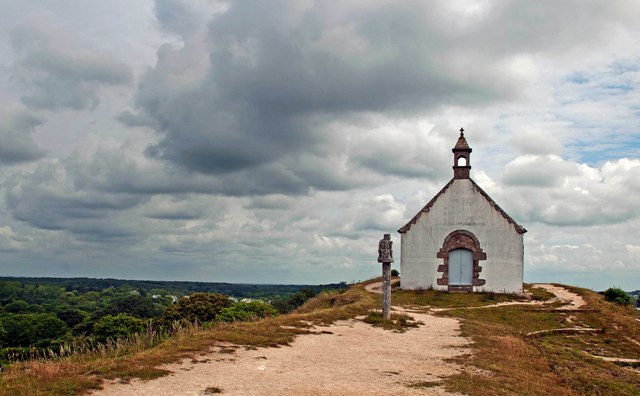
[398,130,526,293]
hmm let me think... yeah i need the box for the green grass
[392,288,529,308]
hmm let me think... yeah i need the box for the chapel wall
[400,179,523,293]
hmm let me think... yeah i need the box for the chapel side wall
[400,179,523,293]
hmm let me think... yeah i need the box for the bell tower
[452,128,471,179]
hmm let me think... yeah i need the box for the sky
[0,0,639,290]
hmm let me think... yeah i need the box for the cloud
[10,24,132,111]
[0,108,46,164]
[502,155,580,187]
[485,157,640,227]
[510,129,563,155]
[129,0,564,192]
[1,0,640,288]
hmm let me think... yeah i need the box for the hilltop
[1,281,639,395]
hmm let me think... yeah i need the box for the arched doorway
[436,229,487,292]
[448,249,473,286]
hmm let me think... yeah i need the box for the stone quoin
[398,129,526,293]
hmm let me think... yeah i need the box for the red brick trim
[436,229,487,291]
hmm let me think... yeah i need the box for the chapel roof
[397,178,527,234]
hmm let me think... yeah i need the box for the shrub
[0,313,70,347]
[217,301,278,322]
[0,323,6,348]
[93,313,146,342]
[271,289,318,313]
[391,269,400,277]
[603,287,635,306]
[163,292,232,324]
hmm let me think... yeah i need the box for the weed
[407,380,441,388]
[362,311,421,332]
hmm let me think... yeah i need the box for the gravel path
[93,309,469,396]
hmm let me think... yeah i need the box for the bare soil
[533,283,586,309]
[93,309,469,395]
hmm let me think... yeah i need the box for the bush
[603,287,635,306]
[93,313,146,342]
[271,289,318,313]
[217,301,278,322]
[163,292,232,324]
[391,269,400,277]
[0,323,6,348]
[0,313,70,347]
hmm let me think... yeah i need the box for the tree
[2,300,31,313]
[603,287,635,305]
[101,294,165,319]
[217,301,278,322]
[163,293,232,324]
[271,289,318,313]
[0,323,6,348]
[0,313,69,347]
[55,307,87,328]
[93,313,146,342]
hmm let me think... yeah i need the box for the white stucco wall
[400,179,524,293]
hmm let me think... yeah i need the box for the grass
[1,281,639,395]
[362,310,422,332]
[392,287,529,309]
[0,285,377,396]
[204,385,223,394]
[436,285,640,395]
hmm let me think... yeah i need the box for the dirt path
[364,278,400,294]
[533,283,586,309]
[93,283,586,395]
[93,310,469,396]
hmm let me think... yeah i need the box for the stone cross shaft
[377,233,394,320]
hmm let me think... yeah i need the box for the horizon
[0,1,639,291]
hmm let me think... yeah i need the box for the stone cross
[377,233,394,320]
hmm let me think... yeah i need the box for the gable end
[397,178,527,235]
[469,179,527,234]
[397,179,455,233]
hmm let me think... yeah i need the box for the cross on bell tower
[452,128,472,179]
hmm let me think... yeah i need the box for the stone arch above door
[436,229,487,291]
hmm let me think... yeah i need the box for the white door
[448,249,473,285]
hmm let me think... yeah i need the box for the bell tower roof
[452,128,471,179]
[454,128,470,149]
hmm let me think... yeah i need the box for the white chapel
[398,129,526,293]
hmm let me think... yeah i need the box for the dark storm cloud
[10,26,132,111]
[5,160,144,239]
[127,0,534,194]
[0,110,46,164]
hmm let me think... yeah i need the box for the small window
[457,156,467,166]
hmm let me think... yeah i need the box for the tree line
[0,277,347,363]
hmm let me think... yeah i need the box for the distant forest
[0,276,347,363]
[0,276,345,298]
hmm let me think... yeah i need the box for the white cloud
[0,0,639,289]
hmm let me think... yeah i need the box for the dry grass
[436,286,640,395]
[362,310,422,332]
[0,285,377,396]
